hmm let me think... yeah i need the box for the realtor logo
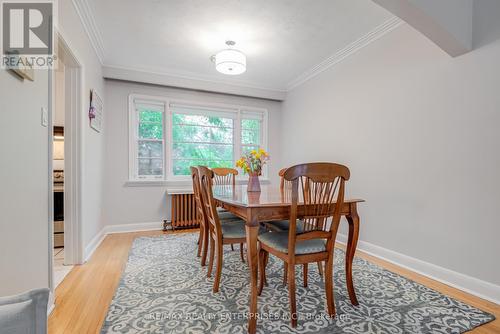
[1,0,56,69]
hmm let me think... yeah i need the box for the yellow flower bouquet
[236,148,269,191]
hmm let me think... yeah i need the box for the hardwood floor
[48,230,499,333]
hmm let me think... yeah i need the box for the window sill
[124,178,271,190]
[124,180,170,187]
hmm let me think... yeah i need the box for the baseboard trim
[47,301,55,316]
[82,222,164,262]
[83,227,106,262]
[105,222,164,234]
[336,233,500,305]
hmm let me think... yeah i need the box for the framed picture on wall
[89,89,103,132]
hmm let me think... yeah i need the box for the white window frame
[128,94,269,184]
[128,96,166,181]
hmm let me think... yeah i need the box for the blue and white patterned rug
[101,233,494,333]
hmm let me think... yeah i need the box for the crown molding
[286,16,403,91]
[92,14,402,98]
[71,0,105,64]
[103,63,286,92]
[103,64,287,101]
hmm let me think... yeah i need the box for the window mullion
[135,107,140,179]
[234,109,242,171]
[166,102,173,180]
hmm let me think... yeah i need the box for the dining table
[212,184,364,334]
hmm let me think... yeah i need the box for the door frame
[48,30,84,294]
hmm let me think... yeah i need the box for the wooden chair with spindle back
[264,168,292,232]
[197,166,249,293]
[279,167,291,190]
[257,162,350,327]
[191,166,247,267]
[265,167,325,283]
[212,167,238,186]
[190,166,210,266]
[211,167,242,253]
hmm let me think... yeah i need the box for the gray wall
[0,69,49,295]
[281,22,500,286]
[59,0,105,254]
[103,80,283,226]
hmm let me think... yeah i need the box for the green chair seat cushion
[219,219,266,239]
[220,220,247,239]
[258,231,326,255]
[217,210,241,221]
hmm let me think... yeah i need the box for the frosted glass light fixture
[213,41,246,75]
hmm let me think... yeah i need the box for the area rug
[101,233,494,333]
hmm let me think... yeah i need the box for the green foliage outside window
[136,108,262,177]
[173,113,234,175]
[137,109,163,176]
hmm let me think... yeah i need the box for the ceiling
[88,0,393,94]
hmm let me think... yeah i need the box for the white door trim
[48,30,84,297]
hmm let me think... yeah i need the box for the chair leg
[288,263,297,328]
[264,251,269,286]
[258,249,266,296]
[213,243,223,293]
[207,235,215,278]
[239,243,245,263]
[303,263,308,287]
[317,261,324,277]
[231,244,234,251]
[197,224,203,258]
[201,225,209,266]
[324,256,336,317]
[283,262,288,285]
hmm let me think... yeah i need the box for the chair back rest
[279,167,293,202]
[212,167,238,186]
[190,166,208,231]
[279,168,292,190]
[197,166,223,238]
[284,162,350,255]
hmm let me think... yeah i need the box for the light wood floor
[48,230,499,333]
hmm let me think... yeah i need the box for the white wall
[0,70,49,295]
[282,22,500,290]
[59,0,105,252]
[103,80,282,227]
[373,0,473,56]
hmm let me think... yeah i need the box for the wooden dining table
[212,184,364,334]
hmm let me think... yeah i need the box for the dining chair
[211,167,241,252]
[265,168,294,232]
[197,166,250,293]
[191,167,246,267]
[279,167,290,190]
[211,167,238,186]
[257,162,350,327]
[191,166,210,265]
[265,168,324,284]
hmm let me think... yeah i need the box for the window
[129,95,267,181]
[241,111,262,155]
[130,100,165,179]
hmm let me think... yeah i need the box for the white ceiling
[89,0,393,93]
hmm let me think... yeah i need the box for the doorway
[49,32,84,291]
[52,57,71,287]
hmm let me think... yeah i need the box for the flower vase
[247,173,261,192]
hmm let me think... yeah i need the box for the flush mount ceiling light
[212,41,246,75]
